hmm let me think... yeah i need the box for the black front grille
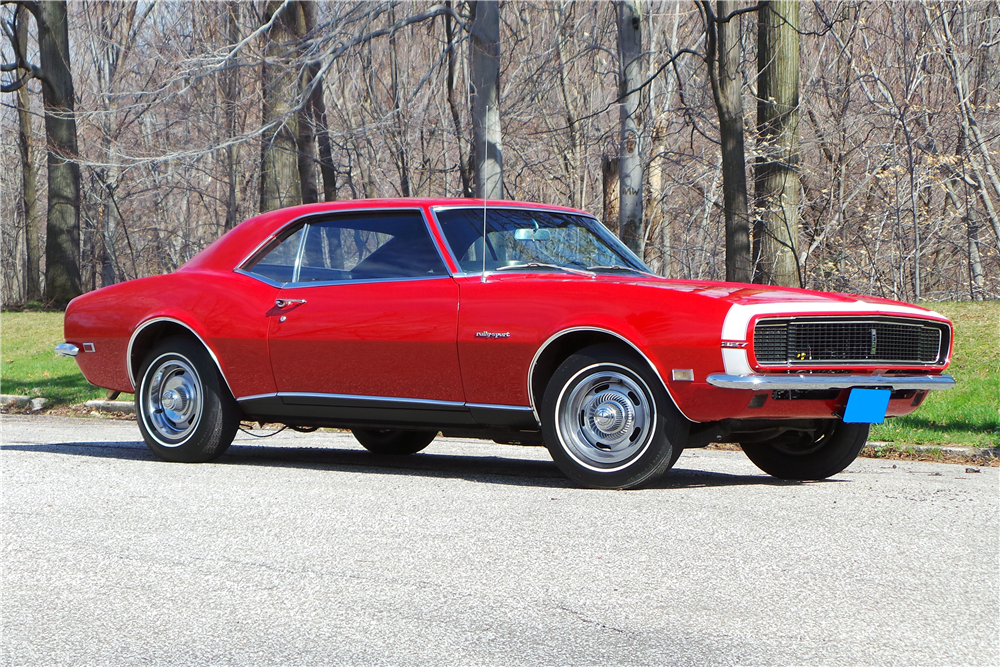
[753,317,948,366]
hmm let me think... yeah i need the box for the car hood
[628,276,940,313]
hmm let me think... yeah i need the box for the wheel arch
[527,327,692,423]
[128,317,235,398]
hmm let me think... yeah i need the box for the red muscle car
[58,199,954,488]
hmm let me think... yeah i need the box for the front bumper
[706,373,955,391]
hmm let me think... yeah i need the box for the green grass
[871,301,1000,447]
[1,303,998,447]
[0,311,105,405]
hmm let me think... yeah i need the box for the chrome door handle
[275,298,307,308]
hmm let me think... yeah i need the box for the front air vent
[752,317,949,367]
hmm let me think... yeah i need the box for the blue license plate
[843,388,891,424]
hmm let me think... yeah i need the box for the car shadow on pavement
[1,440,820,490]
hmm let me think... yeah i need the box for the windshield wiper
[587,264,655,277]
[494,262,595,278]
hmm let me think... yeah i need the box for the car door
[246,209,465,406]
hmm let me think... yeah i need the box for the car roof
[180,198,593,273]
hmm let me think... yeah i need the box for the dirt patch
[1,402,136,420]
[705,441,1000,467]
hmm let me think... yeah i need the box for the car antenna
[481,194,487,283]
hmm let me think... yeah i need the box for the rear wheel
[741,421,869,480]
[541,344,688,489]
[136,336,239,462]
[352,429,437,455]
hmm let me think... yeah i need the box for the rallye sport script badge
[475,331,511,339]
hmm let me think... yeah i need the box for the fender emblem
[721,341,747,348]
[475,331,511,339]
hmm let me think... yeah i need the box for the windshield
[435,207,650,275]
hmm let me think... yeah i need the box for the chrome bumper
[706,373,955,391]
[54,343,79,357]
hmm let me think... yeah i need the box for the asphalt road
[2,415,997,666]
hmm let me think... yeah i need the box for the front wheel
[352,429,437,455]
[741,421,869,480]
[541,344,688,489]
[136,337,240,463]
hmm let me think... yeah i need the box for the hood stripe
[721,301,942,341]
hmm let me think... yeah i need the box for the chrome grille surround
[752,316,950,367]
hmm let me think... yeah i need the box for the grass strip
[870,301,999,447]
[1,311,106,405]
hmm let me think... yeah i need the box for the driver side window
[243,211,447,284]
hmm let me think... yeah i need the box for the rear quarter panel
[65,271,277,397]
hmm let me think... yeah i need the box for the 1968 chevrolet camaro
[58,198,955,488]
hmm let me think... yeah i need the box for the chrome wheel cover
[555,365,655,471]
[143,355,203,446]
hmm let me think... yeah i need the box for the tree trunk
[310,69,337,203]
[754,0,800,287]
[707,1,751,283]
[445,2,472,198]
[37,0,82,304]
[260,0,304,213]
[617,0,644,257]
[388,7,411,197]
[469,0,503,199]
[15,5,41,301]
[649,2,682,277]
[223,0,241,229]
[92,1,133,287]
[648,119,668,275]
[602,155,620,236]
[296,2,318,205]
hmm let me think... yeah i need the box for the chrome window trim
[234,269,455,290]
[527,326,695,424]
[235,206,455,286]
[127,317,235,397]
[290,223,309,283]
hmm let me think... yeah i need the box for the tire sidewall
[352,429,437,455]
[741,421,870,480]
[542,345,687,489]
[136,338,237,463]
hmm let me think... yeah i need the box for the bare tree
[617,0,644,256]
[704,1,752,282]
[470,0,502,199]
[444,0,472,197]
[11,0,84,304]
[222,0,242,229]
[754,0,800,287]
[0,1,996,305]
[926,1,1000,248]
[260,0,305,213]
[12,4,40,300]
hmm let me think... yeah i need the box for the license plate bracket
[843,388,891,424]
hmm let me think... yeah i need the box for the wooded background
[2,0,998,306]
